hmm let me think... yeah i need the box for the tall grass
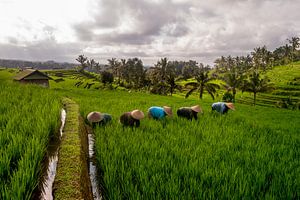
[71,89,299,199]
[0,82,60,199]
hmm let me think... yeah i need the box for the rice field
[70,89,300,199]
[0,68,299,199]
[0,82,60,199]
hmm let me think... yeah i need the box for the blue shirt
[148,106,166,119]
[212,102,228,114]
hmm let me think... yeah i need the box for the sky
[0,0,299,66]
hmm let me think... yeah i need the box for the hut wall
[19,79,49,87]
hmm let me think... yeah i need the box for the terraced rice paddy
[0,65,299,199]
[0,82,60,199]
[70,89,300,199]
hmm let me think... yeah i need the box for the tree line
[76,36,300,105]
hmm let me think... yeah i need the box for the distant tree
[288,37,300,63]
[241,71,274,106]
[168,60,185,76]
[181,60,198,79]
[87,59,97,71]
[251,46,272,71]
[165,63,182,96]
[93,62,102,73]
[273,46,286,65]
[76,55,88,72]
[147,67,166,94]
[148,58,183,95]
[222,67,245,102]
[107,58,121,84]
[155,57,168,81]
[126,58,144,88]
[119,59,129,84]
[185,66,220,100]
[101,71,114,85]
[214,56,227,73]
[283,44,292,64]
[150,58,169,94]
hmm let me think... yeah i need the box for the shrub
[222,92,234,102]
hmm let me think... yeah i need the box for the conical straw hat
[163,106,173,116]
[225,103,235,110]
[87,111,103,123]
[191,105,202,113]
[131,110,145,120]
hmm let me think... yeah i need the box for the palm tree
[155,57,168,81]
[288,37,300,63]
[222,70,244,102]
[241,71,274,106]
[283,44,292,64]
[214,56,227,73]
[185,67,220,100]
[76,55,88,72]
[107,58,121,84]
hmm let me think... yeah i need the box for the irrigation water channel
[41,108,66,200]
[88,133,102,200]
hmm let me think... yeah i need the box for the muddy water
[41,109,66,200]
[88,133,102,200]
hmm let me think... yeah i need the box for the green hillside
[237,62,300,108]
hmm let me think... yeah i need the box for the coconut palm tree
[222,70,245,102]
[107,58,121,84]
[288,37,300,63]
[241,71,274,106]
[76,55,88,72]
[185,67,220,100]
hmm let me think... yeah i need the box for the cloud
[1,0,300,65]
[0,38,82,62]
[73,0,192,44]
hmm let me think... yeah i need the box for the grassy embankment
[0,81,60,200]
[53,97,92,200]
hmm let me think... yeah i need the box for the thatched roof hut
[14,69,52,87]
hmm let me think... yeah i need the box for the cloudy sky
[0,0,299,65]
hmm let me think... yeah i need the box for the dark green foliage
[222,92,234,102]
[101,71,114,85]
[276,96,300,110]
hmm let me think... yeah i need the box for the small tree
[288,37,300,63]
[76,55,88,72]
[241,71,274,105]
[185,66,220,100]
[222,68,245,102]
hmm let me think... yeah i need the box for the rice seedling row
[0,82,60,200]
[69,89,300,199]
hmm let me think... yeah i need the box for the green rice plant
[0,81,60,200]
[70,89,299,199]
